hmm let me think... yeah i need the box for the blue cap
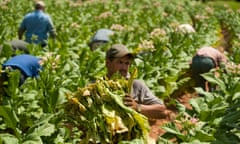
[3,54,42,77]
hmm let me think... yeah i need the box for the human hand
[123,94,138,111]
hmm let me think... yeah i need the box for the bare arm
[124,94,169,119]
[138,104,169,119]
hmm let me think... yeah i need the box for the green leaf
[128,67,138,94]
[0,133,18,144]
[58,87,69,104]
[23,123,55,144]
[0,105,19,129]
[22,134,42,144]
[221,111,240,124]
[232,92,240,101]
[162,122,183,136]
[176,101,186,113]
[189,98,202,113]
[32,123,55,137]
[5,70,21,98]
[29,114,54,130]
[201,73,226,90]
[195,130,215,141]
[0,43,13,58]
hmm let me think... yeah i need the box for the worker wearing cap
[18,1,56,47]
[88,29,114,51]
[105,44,169,119]
[2,54,42,86]
[0,40,29,57]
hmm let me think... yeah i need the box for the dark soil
[148,91,198,141]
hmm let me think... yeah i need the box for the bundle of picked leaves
[65,77,150,144]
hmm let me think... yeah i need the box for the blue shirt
[19,10,55,45]
[3,54,42,77]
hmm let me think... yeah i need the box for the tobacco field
[0,0,240,143]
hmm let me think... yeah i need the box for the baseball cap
[89,29,114,51]
[106,44,134,59]
[91,29,114,43]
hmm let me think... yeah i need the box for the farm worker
[105,44,169,119]
[18,1,56,47]
[1,54,43,87]
[190,46,227,92]
[88,28,114,51]
[0,40,29,57]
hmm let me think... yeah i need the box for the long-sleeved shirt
[19,10,56,45]
[3,54,42,77]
